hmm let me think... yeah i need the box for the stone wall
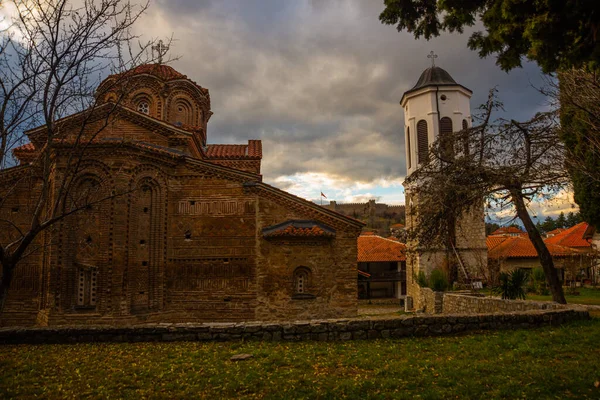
[420,287,444,314]
[0,308,589,344]
[442,293,569,314]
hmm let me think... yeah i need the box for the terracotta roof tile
[206,141,262,160]
[390,223,405,229]
[487,235,582,259]
[546,228,566,237]
[262,220,335,239]
[490,226,527,236]
[13,143,36,152]
[118,64,186,81]
[544,222,592,248]
[358,235,406,262]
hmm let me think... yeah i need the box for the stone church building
[0,64,363,326]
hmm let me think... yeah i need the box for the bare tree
[407,89,568,303]
[0,0,167,309]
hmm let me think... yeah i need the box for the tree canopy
[379,0,600,73]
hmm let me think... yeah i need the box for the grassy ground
[526,287,600,305]
[1,319,599,399]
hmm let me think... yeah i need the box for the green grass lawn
[526,287,600,305]
[1,319,599,399]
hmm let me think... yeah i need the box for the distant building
[357,233,407,299]
[490,226,528,237]
[323,199,404,220]
[487,222,597,283]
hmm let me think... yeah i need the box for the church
[0,64,363,326]
[401,61,488,309]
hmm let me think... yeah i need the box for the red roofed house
[490,226,528,237]
[357,233,406,299]
[487,222,597,283]
[0,64,365,326]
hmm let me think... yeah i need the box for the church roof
[125,64,187,81]
[401,66,472,104]
[100,63,208,95]
[206,141,262,160]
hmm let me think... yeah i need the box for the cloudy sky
[137,0,573,220]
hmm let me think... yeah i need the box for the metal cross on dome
[427,51,438,67]
[152,40,170,64]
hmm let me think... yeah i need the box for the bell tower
[401,56,487,310]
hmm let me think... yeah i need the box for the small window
[417,120,428,164]
[294,267,310,294]
[137,101,150,115]
[462,119,469,155]
[77,267,98,307]
[406,127,411,169]
[440,117,454,160]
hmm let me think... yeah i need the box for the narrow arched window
[462,119,469,156]
[440,117,454,160]
[417,120,428,164]
[406,127,411,169]
[294,267,310,294]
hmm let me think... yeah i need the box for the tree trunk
[510,190,567,304]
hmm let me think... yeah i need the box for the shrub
[416,271,428,288]
[493,269,528,300]
[429,269,449,292]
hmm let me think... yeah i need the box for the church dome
[123,63,187,81]
[401,65,472,104]
[411,66,457,90]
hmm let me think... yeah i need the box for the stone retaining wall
[0,308,588,344]
[420,288,444,313]
[442,293,568,314]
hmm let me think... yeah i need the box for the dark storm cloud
[141,0,548,186]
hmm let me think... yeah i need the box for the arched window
[440,117,454,160]
[171,99,193,126]
[417,120,428,164]
[406,127,411,169]
[462,119,469,156]
[137,100,150,115]
[294,267,311,294]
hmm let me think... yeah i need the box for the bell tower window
[137,101,150,115]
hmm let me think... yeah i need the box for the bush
[416,269,449,292]
[416,271,428,288]
[493,269,529,300]
[429,269,449,292]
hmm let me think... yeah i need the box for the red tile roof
[358,235,406,262]
[390,223,405,229]
[121,64,186,81]
[545,228,566,237]
[544,222,592,248]
[206,141,262,160]
[490,226,527,236]
[487,235,582,259]
[13,143,36,152]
